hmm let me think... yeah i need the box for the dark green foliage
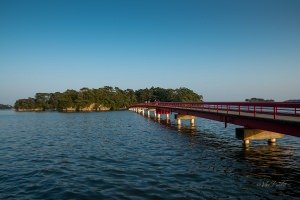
[35,93,51,110]
[0,104,12,109]
[245,98,274,102]
[14,98,36,110]
[135,87,202,103]
[14,86,202,111]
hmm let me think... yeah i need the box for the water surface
[0,110,299,199]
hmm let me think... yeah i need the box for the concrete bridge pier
[268,138,277,144]
[166,114,170,121]
[146,109,156,118]
[236,128,284,145]
[157,114,161,120]
[177,118,181,125]
[137,108,145,116]
[175,114,196,126]
[155,108,171,121]
[190,118,195,126]
[156,113,172,123]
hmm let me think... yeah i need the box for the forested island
[14,86,202,112]
[245,98,274,102]
[0,104,13,109]
[285,99,300,102]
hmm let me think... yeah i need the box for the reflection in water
[238,145,297,176]
[234,144,300,197]
[177,125,197,134]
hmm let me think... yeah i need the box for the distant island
[245,98,300,103]
[284,99,300,102]
[245,98,274,102]
[0,104,13,109]
[14,86,202,112]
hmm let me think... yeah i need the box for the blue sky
[0,0,299,104]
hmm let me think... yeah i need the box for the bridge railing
[131,102,300,119]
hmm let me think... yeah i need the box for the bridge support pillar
[190,118,195,126]
[236,128,284,145]
[137,108,143,115]
[243,139,250,145]
[166,114,170,120]
[157,114,161,120]
[175,114,196,126]
[146,109,156,118]
[177,119,181,125]
[268,138,277,144]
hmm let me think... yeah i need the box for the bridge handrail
[131,102,300,107]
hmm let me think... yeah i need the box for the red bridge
[130,102,300,144]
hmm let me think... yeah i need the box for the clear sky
[1,0,299,104]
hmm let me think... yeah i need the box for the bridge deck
[176,107,300,122]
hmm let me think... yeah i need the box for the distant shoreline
[13,108,128,113]
[0,104,13,110]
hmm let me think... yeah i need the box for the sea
[0,110,299,199]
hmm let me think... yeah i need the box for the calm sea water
[0,110,299,199]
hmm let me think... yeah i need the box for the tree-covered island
[245,98,274,102]
[14,86,202,112]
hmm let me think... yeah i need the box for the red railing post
[227,105,228,114]
[254,106,256,117]
[238,105,241,115]
[273,106,276,119]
